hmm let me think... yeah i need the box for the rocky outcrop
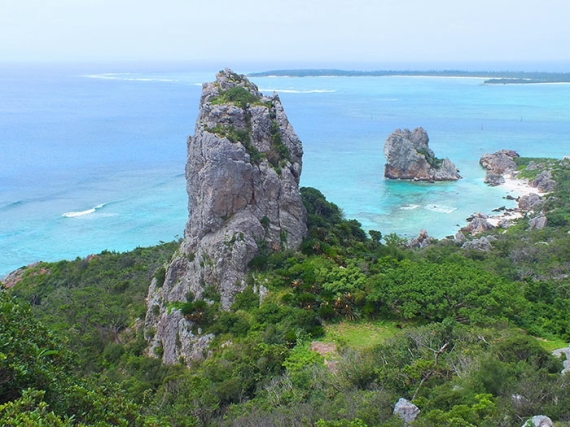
[462,235,496,252]
[407,229,434,248]
[531,170,556,192]
[479,149,519,186]
[529,215,548,230]
[384,127,461,181]
[1,262,47,289]
[522,415,553,427]
[393,398,420,425]
[518,194,544,211]
[552,345,570,374]
[145,69,307,365]
[462,212,495,235]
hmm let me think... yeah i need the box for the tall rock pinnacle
[145,69,307,364]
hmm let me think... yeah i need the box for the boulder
[384,127,460,181]
[518,194,544,211]
[522,415,553,427]
[552,345,570,374]
[408,229,434,248]
[145,69,307,364]
[485,172,506,186]
[479,150,519,186]
[393,398,420,424]
[462,212,495,235]
[531,170,556,192]
[462,236,494,252]
[529,216,548,230]
[454,231,467,244]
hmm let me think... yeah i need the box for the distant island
[248,69,570,84]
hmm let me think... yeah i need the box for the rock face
[462,212,495,235]
[145,69,307,364]
[518,194,544,212]
[479,149,519,186]
[531,170,556,192]
[407,229,434,248]
[529,215,548,230]
[393,398,420,425]
[522,415,553,427]
[384,127,461,181]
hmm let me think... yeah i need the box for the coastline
[499,174,544,198]
[486,174,544,227]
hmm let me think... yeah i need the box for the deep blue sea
[2,64,570,276]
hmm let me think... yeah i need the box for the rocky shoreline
[454,151,553,249]
[407,150,555,250]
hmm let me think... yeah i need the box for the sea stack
[145,69,307,364]
[479,149,519,186]
[384,127,461,181]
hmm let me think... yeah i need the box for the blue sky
[2,0,569,69]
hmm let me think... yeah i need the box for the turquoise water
[2,65,570,276]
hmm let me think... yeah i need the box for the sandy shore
[499,174,545,198]
[485,174,544,227]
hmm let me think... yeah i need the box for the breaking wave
[260,88,336,94]
[400,204,420,210]
[84,73,178,83]
[62,203,107,218]
[424,205,458,214]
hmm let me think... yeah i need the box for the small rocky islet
[383,126,461,182]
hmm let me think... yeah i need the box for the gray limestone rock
[479,149,519,185]
[408,229,434,248]
[518,194,544,212]
[529,216,548,230]
[145,69,307,364]
[454,231,467,244]
[462,236,494,252]
[552,345,570,374]
[462,212,495,235]
[384,127,461,181]
[484,172,506,186]
[393,398,420,424]
[522,415,553,427]
[531,170,556,192]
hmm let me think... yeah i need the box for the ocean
[2,64,570,277]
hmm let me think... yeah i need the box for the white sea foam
[62,203,106,218]
[259,88,336,94]
[424,205,458,214]
[400,204,420,210]
[84,74,177,83]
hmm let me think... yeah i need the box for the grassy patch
[322,320,400,350]
[534,336,568,352]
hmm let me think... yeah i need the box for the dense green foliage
[0,292,165,426]
[3,158,570,425]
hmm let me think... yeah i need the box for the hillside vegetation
[2,157,570,426]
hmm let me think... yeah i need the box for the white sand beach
[486,174,545,227]
[500,174,545,198]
